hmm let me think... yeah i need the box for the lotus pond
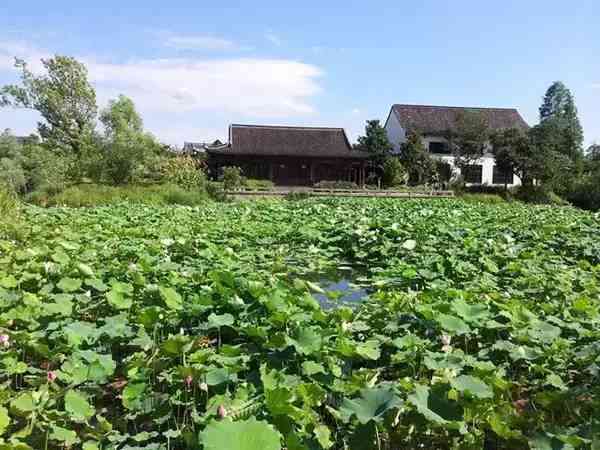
[1,198,599,449]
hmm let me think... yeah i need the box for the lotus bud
[0,334,9,348]
[441,334,451,346]
[217,404,227,419]
[199,382,208,392]
[47,371,57,382]
[184,375,193,389]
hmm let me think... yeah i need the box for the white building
[384,104,529,186]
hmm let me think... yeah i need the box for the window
[428,141,451,154]
[463,165,483,184]
[493,166,514,185]
[436,162,452,183]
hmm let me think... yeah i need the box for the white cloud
[86,57,321,116]
[163,34,237,51]
[592,83,600,89]
[0,40,323,143]
[351,108,361,115]
[265,31,283,46]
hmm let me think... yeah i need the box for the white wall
[383,110,405,154]
[384,114,521,186]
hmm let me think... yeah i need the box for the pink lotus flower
[0,334,9,348]
[184,375,193,389]
[47,371,57,382]
[217,404,227,419]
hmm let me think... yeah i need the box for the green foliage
[25,183,207,207]
[243,178,275,190]
[539,81,584,161]
[0,198,599,448]
[1,56,97,156]
[222,166,243,190]
[513,185,567,205]
[381,157,406,188]
[314,180,359,189]
[449,109,490,169]
[160,155,207,190]
[200,418,282,450]
[100,94,143,136]
[96,96,162,185]
[0,184,19,221]
[356,119,391,165]
[284,191,311,201]
[399,131,437,185]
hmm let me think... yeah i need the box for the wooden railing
[224,189,455,198]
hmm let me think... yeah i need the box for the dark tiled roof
[207,124,367,158]
[183,139,224,154]
[391,104,529,135]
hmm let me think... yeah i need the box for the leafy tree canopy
[450,110,489,169]
[0,56,97,156]
[538,81,583,161]
[356,120,391,165]
[399,131,436,185]
[100,95,143,137]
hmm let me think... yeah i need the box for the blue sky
[1,0,598,146]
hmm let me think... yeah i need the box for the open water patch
[293,265,371,309]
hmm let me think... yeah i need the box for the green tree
[100,95,143,136]
[399,131,436,185]
[0,56,97,156]
[0,130,27,193]
[356,120,392,166]
[98,96,160,185]
[450,110,489,170]
[381,157,407,188]
[538,81,583,161]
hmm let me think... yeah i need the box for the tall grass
[25,183,209,207]
[0,185,21,238]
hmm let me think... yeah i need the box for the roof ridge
[230,123,345,131]
[393,104,520,111]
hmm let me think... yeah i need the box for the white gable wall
[383,110,405,154]
[384,117,521,186]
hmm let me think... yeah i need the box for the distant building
[182,139,224,156]
[384,104,529,186]
[206,124,369,186]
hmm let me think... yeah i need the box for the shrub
[206,181,229,202]
[513,185,568,205]
[0,158,27,193]
[314,181,359,189]
[243,178,275,190]
[26,183,208,207]
[160,156,207,190]
[382,158,407,188]
[221,166,243,190]
[285,191,311,201]
[0,184,19,218]
[564,177,600,211]
[459,193,506,204]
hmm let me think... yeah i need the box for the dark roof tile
[208,124,367,158]
[391,104,529,135]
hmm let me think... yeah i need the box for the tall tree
[356,120,392,166]
[100,95,143,136]
[538,81,583,161]
[399,131,436,185]
[449,110,490,170]
[0,56,97,156]
[98,95,160,184]
[491,128,540,187]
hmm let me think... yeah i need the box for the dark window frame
[492,165,514,185]
[463,165,483,184]
[428,141,451,154]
